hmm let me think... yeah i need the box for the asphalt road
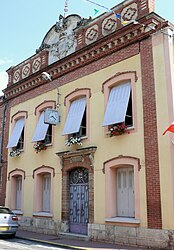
[0,237,72,250]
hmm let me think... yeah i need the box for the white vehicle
[0,206,18,237]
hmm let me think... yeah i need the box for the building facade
[3,0,174,248]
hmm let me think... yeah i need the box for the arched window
[33,166,55,217]
[32,101,56,146]
[63,88,91,139]
[8,169,25,214]
[102,72,137,134]
[104,156,140,224]
[7,111,28,152]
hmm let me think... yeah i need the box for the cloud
[0,58,13,66]
[0,71,8,95]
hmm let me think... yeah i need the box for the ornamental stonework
[102,14,117,36]
[22,63,31,79]
[85,25,98,45]
[32,57,41,73]
[121,3,138,23]
[13,69,20,83]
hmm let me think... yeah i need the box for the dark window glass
[16,128,24,150]
[44,125,52,145]
[125,93,133,127]
[72,108,86,138]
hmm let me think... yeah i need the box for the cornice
[4,16,168,101]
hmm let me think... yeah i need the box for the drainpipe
[0,96,7,179]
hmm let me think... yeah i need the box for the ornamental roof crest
[37,14,82,65]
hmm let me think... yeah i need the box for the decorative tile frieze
[13,69,20,83]
[32,57,41,73]
[102,14,117,36]
[22,63,31,79]
[121,3,138,23]
[85,25,99,45]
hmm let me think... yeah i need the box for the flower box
[33,141,47,153]
[9,149,21,157]
[65,137,82,146]
[109,123,128,137]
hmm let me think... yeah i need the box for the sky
[0,0,174,94]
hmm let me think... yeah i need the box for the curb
[15,236,87,250]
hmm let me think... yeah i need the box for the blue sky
[0,0,174,94]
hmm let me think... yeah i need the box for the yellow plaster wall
[6,54,147,226]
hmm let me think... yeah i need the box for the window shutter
[102,82,131,126]
[62,97,86,135]
[32,111,49,142]
[7,118,25,148]
[42,174,51,212]
[16,176,22,210]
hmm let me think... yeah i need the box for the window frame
[7,169,25,214]
[102,72,137,135]
[42,174,51,212]
[33,166,55,217]
[64,88,91,140]
[104,156,140,224]
[34,101,56,146]
[8,111,28,151]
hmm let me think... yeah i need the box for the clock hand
[51,115,56,120]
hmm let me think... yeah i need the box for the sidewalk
[16,230,148,250]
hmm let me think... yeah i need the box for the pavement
[16,229,148,250]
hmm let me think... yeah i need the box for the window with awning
[102,82,131,127]
[32,111,49,142]
[62,97,86,135]
[7,118,25,148]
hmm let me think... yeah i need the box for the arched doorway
[57,146,96,235]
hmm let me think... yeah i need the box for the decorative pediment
[38,14,82,65]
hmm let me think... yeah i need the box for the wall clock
[44,108,60,125]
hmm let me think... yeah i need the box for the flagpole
[64,0,68,17]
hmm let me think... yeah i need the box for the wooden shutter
[16,176,22,210]
[42,174,51,212]
[116,167,134,217]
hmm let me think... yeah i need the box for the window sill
[12,210,23,215]
[33,212,53,218]
[45,143,53,147]
[105,217,140,224]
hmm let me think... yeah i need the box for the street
[0,237,71,250]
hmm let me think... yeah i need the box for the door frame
[57,147,96,234]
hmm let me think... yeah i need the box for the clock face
[44,109,59,125]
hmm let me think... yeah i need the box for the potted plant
[65,136,82,146]
[33,141,47,153]
[109,123,128,137]
[9,148,21,157]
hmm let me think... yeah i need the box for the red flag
[163,121,174,135]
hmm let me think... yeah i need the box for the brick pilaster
[140,37,162,229]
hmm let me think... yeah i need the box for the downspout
[0,96,7,180]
